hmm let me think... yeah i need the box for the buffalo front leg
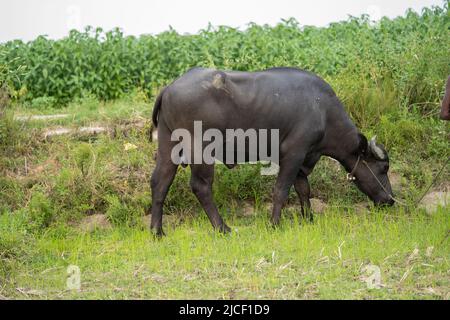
[190,164,231,233]
[271,160,303,227]
[294,173,313,222]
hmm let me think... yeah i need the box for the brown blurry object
[440,76,450,121]
[0,84,10,118]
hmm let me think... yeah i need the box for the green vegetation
[0,4,449,299]
[1,5,449,111]
[1,208,449,299]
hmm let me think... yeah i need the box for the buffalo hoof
[218,224,232,234]
[440,112,450,121]
[151,227,166,238]
[270,219,282,230]
[301,214,314,224]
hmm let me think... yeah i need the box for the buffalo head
[350,134,395,206]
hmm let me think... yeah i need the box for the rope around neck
[346,156,360,182]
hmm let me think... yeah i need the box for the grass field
[1,208,449,299]
[0,96,449,300]
[1,5,449,300]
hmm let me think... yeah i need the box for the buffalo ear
[358,133,369,155]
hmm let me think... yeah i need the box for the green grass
[11,89,152,129]
[1,208,448,299]
[1,92,449,299]
[1,5,449,298]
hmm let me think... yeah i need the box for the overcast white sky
[0,0,445,43]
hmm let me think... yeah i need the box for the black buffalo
[150,67,394,236]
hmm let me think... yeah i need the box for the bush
[0,4,448,112]
[0,109,22,152]
[30,96,57,109]
[28,192,54,230]
[74,143,96,176]
[105,194,143,227]
[0,210,31,282]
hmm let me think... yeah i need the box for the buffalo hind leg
[150,160,178,236]
[150,122,179,237]
[190,164,231,233]
[294,173,313,222]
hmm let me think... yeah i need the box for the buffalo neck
[320,106,360,173]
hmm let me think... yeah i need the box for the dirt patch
[420,190,449,214]
[310,198,327,214]
[15,114,69,121]
[142,215,151,227]
[42,119,148,140]
[354,202,370,214]
[241,202,256,217]
[29,158,60,177]
[44,126,107,140]
[389,171,403,190]
[79,214,112,232]
[79,126,107,134]
[43,128,72,138]
[6,157,61,183]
